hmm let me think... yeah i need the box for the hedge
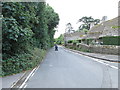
[66,36,120,46]
[102,36,120,46]
[67,40,73,43]
[1,48,46,76]
[112,26,120,29]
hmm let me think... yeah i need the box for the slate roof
[85,17,119,39]
[64,32,85,41]
[64,17,119,41]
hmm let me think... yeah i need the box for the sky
[46,0,119,38]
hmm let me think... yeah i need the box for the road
[25,46,118,88]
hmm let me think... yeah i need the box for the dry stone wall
[67,44,119,55]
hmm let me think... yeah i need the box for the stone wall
[67,44,119,55]
[89,45,119,55]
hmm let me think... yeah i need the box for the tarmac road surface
[25,46,118,88]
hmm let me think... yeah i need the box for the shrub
[2,48,46,76]
[102,36,120,46]
[73,40,79,45]
[1,2,59,76]
[68,40,73,43]
[112,26,120,29]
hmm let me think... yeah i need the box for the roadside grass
[1,48,46,77]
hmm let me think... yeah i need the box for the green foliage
[79,24,89,31]
[55,34,64,45]
[34,3,59,49]
[112,26,120,29]
[102,36,120,46]
[86,38,94,45]
[78,16,100,30]
[68,40,73,43]
[2,17,33,58]
[83,29,89,34]
[2,48,46,76]
[2,2,59,76]
[67,40,80,44]
[73,40,79,45]
[66,23,74,33]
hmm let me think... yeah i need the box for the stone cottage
[83,17,119,45]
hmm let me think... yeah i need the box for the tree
[55,34,64,45]
[2,2,34,58]
[66,23,74,33]
[2,2,60,58]
[78,16,100,30]
[2,2,60,76]
[45,4,60,47]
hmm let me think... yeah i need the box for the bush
[2,48,46,76]
[112,26,120,29]
[73,40,79,45]
[102,36,120,46]
[86,39,94,45]
[1,2,59,76]
[68,40,73,43]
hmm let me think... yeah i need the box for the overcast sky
[47,0,119,38]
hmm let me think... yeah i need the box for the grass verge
[1,48,46,76]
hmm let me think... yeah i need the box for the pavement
[64,47,120,62]
[1,46,119,89]
[1,72,25,89]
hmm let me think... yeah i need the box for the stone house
[64,31,85,42]
[83,17,119,45]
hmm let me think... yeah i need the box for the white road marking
[19,59,45,88]
[108,65,118,70]
[23,84,27,88]
[64,48,118,70]
[31,71,35,78]
[10,72,26,88]
[18,47,118,88]
[19,65,40,88]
